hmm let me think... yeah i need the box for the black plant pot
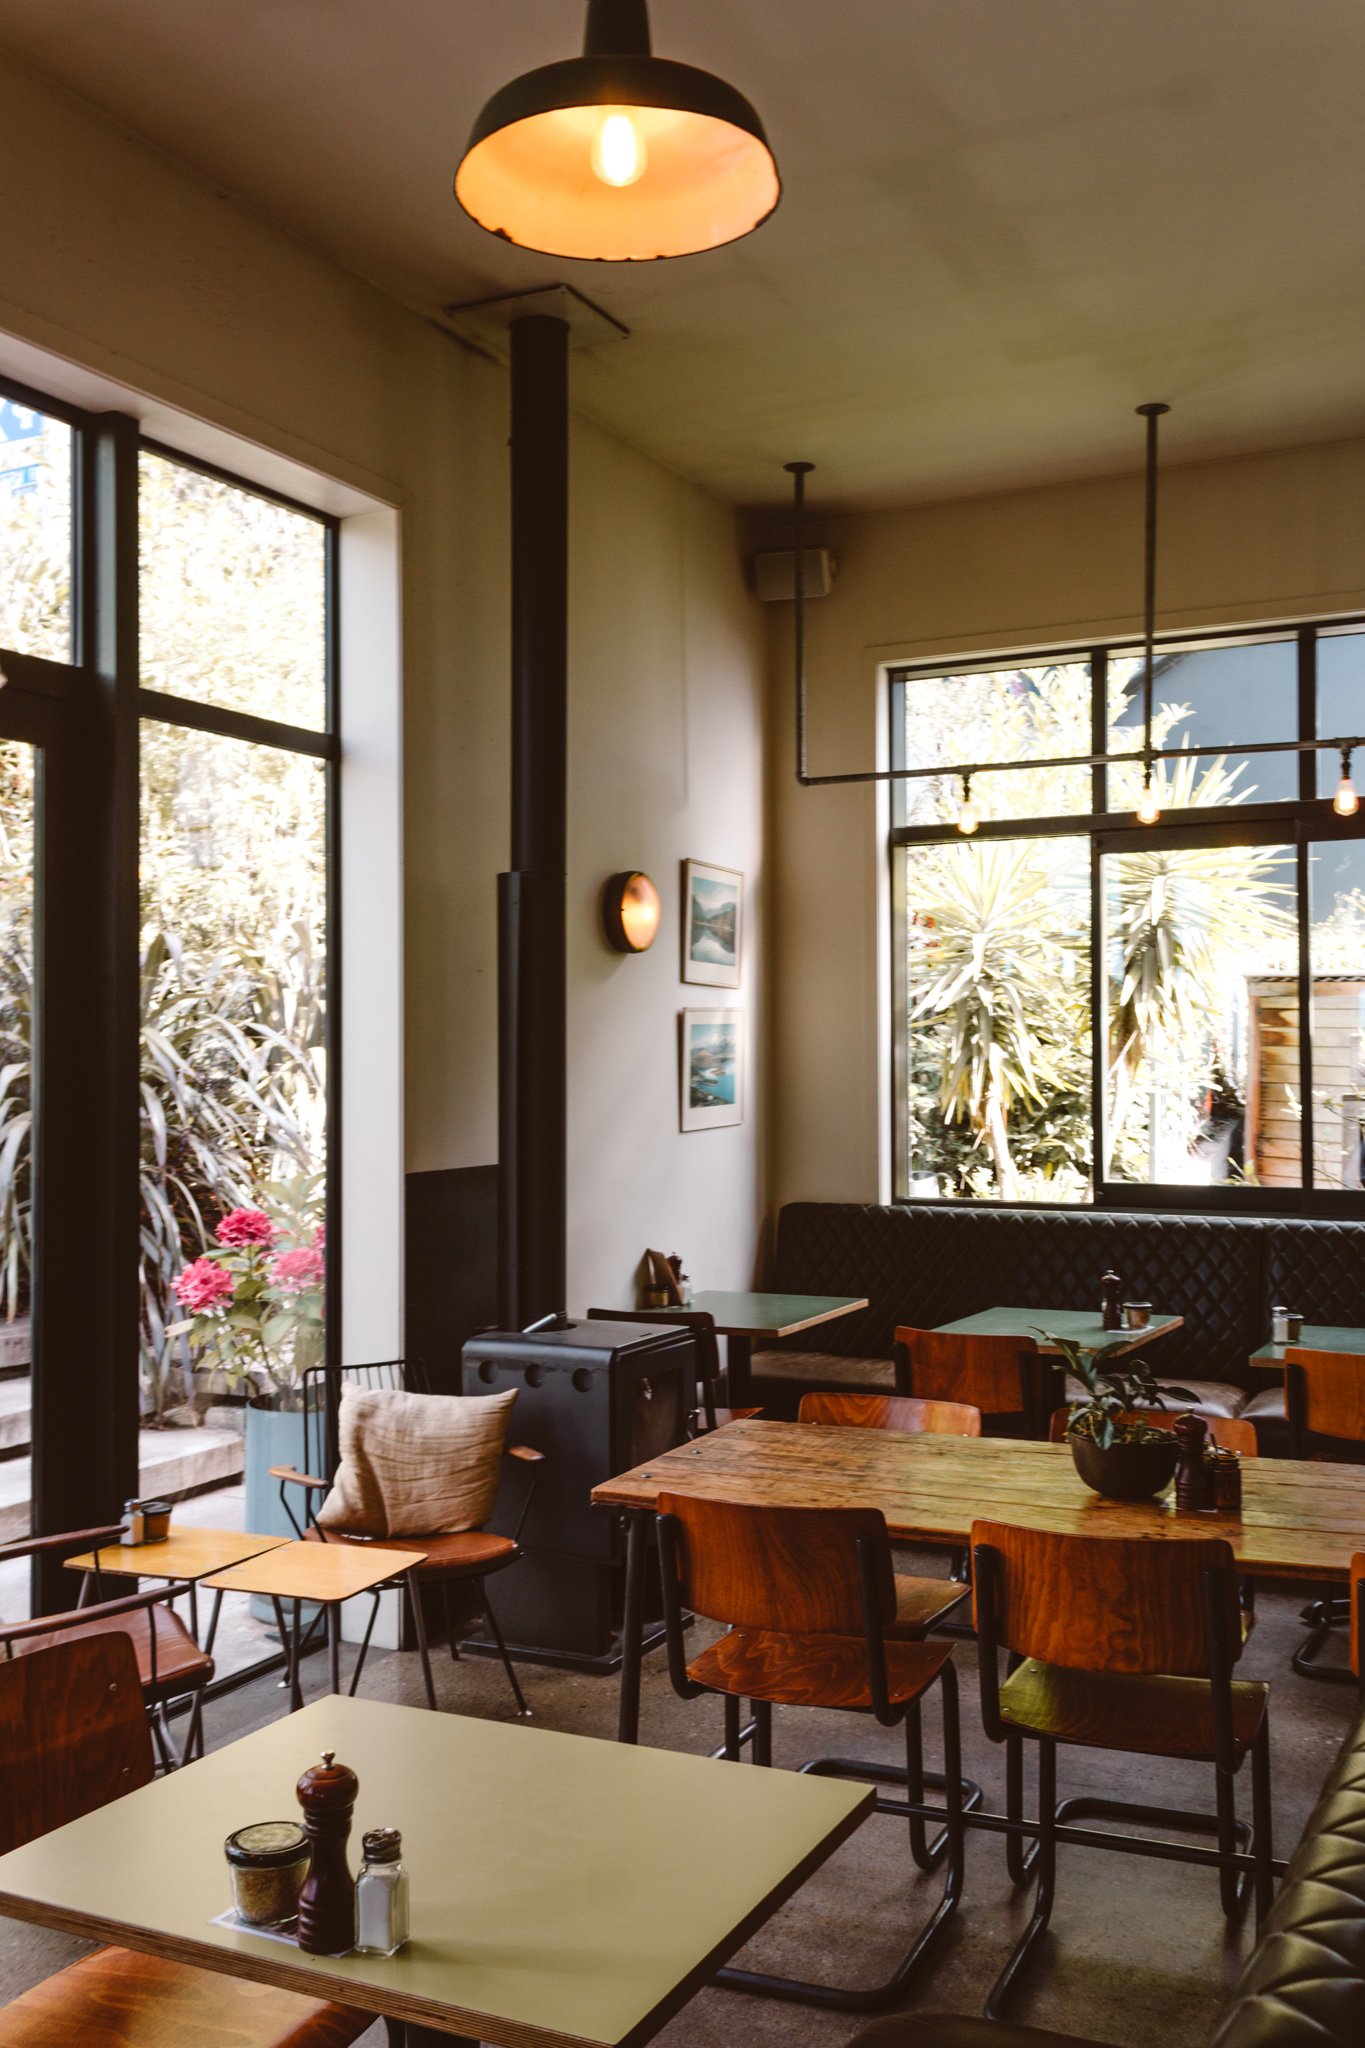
[1070,1432,1180,1502]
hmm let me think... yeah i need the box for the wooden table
[1250,1322,1365,1366]
[653,1289,868,1405]
[0,1693,871,2048]
[203,1541,425,1711]
[592,1418,1365,1742]
[63,1527,291,1652]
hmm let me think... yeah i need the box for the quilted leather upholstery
[767,1205,1365,1420]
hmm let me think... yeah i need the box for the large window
[890,627,1365,1208]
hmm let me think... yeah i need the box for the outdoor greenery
[0,424,328,1418]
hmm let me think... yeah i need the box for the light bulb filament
[1136,767,1160,825]
[592,110,647,188]
[957,774,979,836]
[1335,747,1358,817]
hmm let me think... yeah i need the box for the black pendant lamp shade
[455,0,780,261]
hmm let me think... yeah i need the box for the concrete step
[0,1376,28,1455]
[0,1423,244,1543]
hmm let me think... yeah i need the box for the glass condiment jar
[225,1821,310,1929]
[355,1827,409,1956]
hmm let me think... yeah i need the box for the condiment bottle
[1100,1271,1123,1332]
[296,1750,358,1955]
[1209,1446,1243,1515]
[355,1827,410,1956]
[1173,1413,1213,1513]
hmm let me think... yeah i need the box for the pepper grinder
[1100,1270,1123,1332]
[295,1750,358,1955]
[1173,1413,1213,1514]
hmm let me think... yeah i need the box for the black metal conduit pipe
[786,457,1365,793]
[499,314,570,1330]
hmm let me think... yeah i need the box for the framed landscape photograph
[680,1008,744,1132]
[682,858,742,988]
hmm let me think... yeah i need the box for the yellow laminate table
[202,1541,427,1711]
[0,1693,872,2048]
[63,1528,292,1653]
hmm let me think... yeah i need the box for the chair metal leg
[717,1663,963,2011]
[442,1583,462,1659]
[1250,1717,1275,1932]
[149,1703,175,1773]
[986,1736,1057,2020]
[1005,1733,1038,1884]
[479,1581,530,1718]
[270,1596,295,1703]
[348,1591,381,1697]
[750,1697,773,1767]
[404,1574,437,1711]
[723,1693,742,1762]
[1293,1594,1356,1685]
[1215,1765,1242,1918]
[903,1699,935,1873]
[179,1686,206,1766]
[327,1601,341,1697]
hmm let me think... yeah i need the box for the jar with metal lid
[355,1827,409,1956]
[224,1821,310,1929]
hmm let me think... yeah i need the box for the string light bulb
[1136,767,1160,826]
[1335,746,1359,818]
[957,773,979,836]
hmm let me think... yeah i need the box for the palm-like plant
[1105,752,1296,1176]
[909,841,1087,1198]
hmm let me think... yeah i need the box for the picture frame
[681,858,742,989]
[680,1008,744,1132]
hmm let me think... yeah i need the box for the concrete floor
[0,1566,1358,2048]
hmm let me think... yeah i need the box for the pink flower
[173,1257,236,1314]
[216,1207,277,1250]
[313,1222,326,1252]
[270,1245,325,1296]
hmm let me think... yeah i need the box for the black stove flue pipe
[498,313,570,1330]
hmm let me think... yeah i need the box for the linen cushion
[317,1386,517,1539]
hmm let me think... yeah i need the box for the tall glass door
[0,738,35,1619]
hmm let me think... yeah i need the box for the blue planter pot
[244,1403,318,1624]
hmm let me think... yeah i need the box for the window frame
[888,615,1365,1215]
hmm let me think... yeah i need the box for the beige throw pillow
[317,1386,518,1539]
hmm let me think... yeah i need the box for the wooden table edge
[199,1547,426,1596]
[722,1297,869,1339]
[62,1533,294,1577]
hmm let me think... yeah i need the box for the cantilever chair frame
[0,1525,207,1768]
[656,1499,965,2014]
[274,1358,542,1716]
[1285,1348,1365,1686]
[972,1529,1275,2020]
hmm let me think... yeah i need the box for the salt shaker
[1271,1305,1290,1345]
[296,1751,358,1956]
[355,1827,410,1956]
[1173,1413,1213,1514]
[1100,1271,1123,1332]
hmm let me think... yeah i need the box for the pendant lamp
[1134,401,1170,825]
[454,0,781,261]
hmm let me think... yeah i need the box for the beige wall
[752,436,1365,1208]
[0,53,768,1320]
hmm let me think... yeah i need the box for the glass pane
[0,400,72,661]
[1107,640,1298,812]
[1308,839,1365,1189]
[902,836,1092,1202]
[1317,629,1365,800]
[897,660,1091,827]
[1102,842,1298,1187]
[140,722,326,1673]
[139,452,327,730]
[0,742,35,1621]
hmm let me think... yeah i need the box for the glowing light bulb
[1136,775,1160,825]
[592,110,647,188]
[957,778,979,836]
[1335,750,1358,817]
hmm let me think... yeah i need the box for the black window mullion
[1297,831,1315,1192]
[135,686,334,760]
[1298,627,1317,806]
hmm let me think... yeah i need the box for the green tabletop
[0,1694,871,2048]
[1250,1323,1365,1365]
[934,1306,1183,1356]
[670,1290,867,1339]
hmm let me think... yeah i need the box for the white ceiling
[3,0,1365,510]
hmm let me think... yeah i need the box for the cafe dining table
[63,1526,292,1652]
[1250,1322,1365,1368]
[201,1541,427,1711]
[649,1289,869,1406]
[0,1692,872,2048]
[592,1417,1365,1743]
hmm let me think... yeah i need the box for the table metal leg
[617,1512,647,1745]
[727,1333,754,1407]
[328,1599,341,1695]
[204,1588,225,1658]
[291,1598,304,1710]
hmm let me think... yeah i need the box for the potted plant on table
[168,1176,325,1544]
[1045,1332,1196,1502]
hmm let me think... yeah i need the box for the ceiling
[3,0,1364,511]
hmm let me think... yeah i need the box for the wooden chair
[894,1326,1044,1436]
[0,1525,211,1767]
[799,1390,981,1435]
[972,1520,1273,2019]
[274,1358,543,1717]
[1047,1406,1258,1457]
[0,1634,371,2047]
[1284,1346,1365,1685]
[656,1493,963,2012]
[587,1306,762,1431]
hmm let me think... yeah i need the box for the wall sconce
[602,871,661,952]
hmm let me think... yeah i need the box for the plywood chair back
[0,1634,153,1854]
[896,1326,1036,1414]
[657,1492,896,1636]
[799,1390,981,1436]
[1284,1346,1365,1451]
[971,1520,1242,1678]
[1046,1406,1258,1457]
